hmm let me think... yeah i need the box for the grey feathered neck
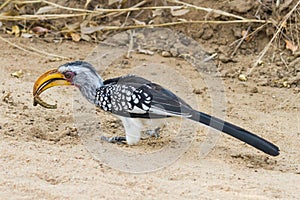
[59,61,104,104]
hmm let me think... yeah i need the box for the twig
[229,24,267,47]
[203,53,218,62]
[102,0,148,19]
[0,13,88,21]
[12,0,41,3]
[13,0,94,13]
[0,35,69,60]
[84,0,93,9]
[0,0,14,11]
[252,0,300,70]
[231,26,251,57]
[2,0,273,32]
[81,19,270,34]
[167,0,246,20]
[8,0,266,23]
[101,19,270,30]
[0,13,270,24]
[279,53,289,69]
[41,0,93,13]
[296,10,300,46]
[0,35,37,55]
[12,0,248,22]
[28,46,69,59]
[126,30,134,58]
[12,0,182,13]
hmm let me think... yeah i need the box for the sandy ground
[0,30,300,200]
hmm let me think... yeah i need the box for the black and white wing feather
[95,75,193,118]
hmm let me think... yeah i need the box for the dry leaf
[12,25,20,36]
[81,24,104,34]
[132,18,146,26]
[70,32,81,42]
[152,9,163,17]
[11,70,23,78]
[7,25,20,36]
[285,39,298,54]
[81,34,91,41]
[0,10,19,16]
[170,7,190,16]
[241,30,252,42]
[31,26,49,36]
[35,6,57,14]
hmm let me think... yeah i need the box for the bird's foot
[144,127,160,139]
[101,136,126,144]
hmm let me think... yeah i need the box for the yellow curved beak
[33,69,71,109]
[33,69,71,96]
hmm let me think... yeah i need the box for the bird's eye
[64,71,74,79]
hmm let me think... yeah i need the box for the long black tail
[189,110,280,156]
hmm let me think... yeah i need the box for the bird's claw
[101,136,127,144]
[145,127,160,138]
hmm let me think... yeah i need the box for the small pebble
[193,89,202,94]
[219,54,233,63]
[238,74,247,81]
[283,81,290,88]
[296,164,300,174]
[161,51,171,57]
[250,87,258,93]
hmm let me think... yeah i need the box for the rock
[161,51,171,57]
[193,89,202,94]
[201,28,214,40]
[238,74,247,81]
[230,0,255,13]
[257,79,270,86]
[169,48,179,57]
[249,87,258,93]
[232,27,242,38]
[219,54,233,63]
[192,29,204,38]
[204,44,218,54]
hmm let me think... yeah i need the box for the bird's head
[33,61,103,106]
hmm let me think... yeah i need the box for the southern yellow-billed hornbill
[33,61,279,156]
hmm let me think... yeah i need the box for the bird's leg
[101,136,127,144]
[144,127,160,139]
[120,117,142,145]
[101,117,142,145]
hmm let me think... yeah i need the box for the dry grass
[0,0,299,63]
[0,34,69,60]
[252,0,300,69]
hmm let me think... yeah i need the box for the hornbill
[33,61,279,156]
